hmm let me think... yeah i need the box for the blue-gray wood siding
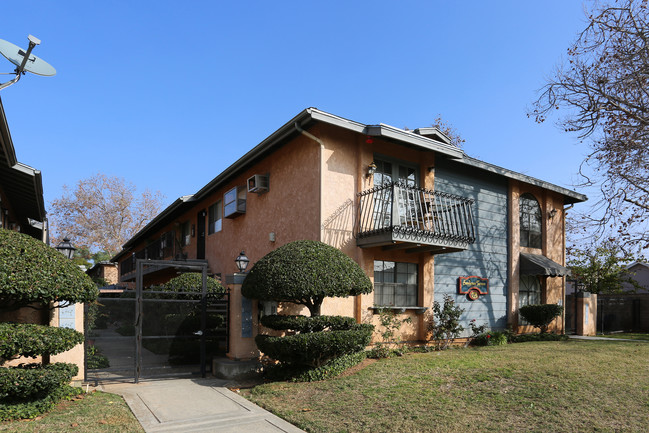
[434,158,509,335]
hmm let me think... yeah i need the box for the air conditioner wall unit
[247,174,269,194]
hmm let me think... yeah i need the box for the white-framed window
[224,186,246,218]
[520,193,542,249]
[374,260,418,307]
[208,200,222,234]
[519,275,541,324]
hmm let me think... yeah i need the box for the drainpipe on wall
[295,122,324,242]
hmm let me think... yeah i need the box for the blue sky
[1,1,592,213]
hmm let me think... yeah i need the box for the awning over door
[520,253,571,277]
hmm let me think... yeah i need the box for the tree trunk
[308,300,322,317]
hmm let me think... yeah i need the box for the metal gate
[85,259,229,384]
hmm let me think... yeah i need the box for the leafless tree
[432,115,466,149]
[531,0,649,252]
[49,173,164,255]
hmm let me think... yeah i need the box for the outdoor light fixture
[55,237,76,260]
[367,162,377,178]
[235,251,250,273]
[549,209,558,219]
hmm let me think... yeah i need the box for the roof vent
[413,127,451,145]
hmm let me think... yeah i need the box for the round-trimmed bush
[162,272,225,298]
[260,314,357,333]
[255,324,373,368]
[0,229,98,311]
[242,240,372,316]
[0,323,84,362]
[0,363,78,400]
[519,303,564,333]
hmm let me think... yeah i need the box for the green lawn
[242,340,649,432]
[0,391,143,433]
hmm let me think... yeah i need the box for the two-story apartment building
[113,108,586,352]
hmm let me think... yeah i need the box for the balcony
[357,182,476,253]
[119,230,207,282]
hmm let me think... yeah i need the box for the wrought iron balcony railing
[357,182,476,249]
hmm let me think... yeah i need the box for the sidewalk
[568,335,649,342]
[101,378,305,433]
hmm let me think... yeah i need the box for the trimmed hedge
[0,384,82,421]
[162,272,225,298]
[519,304,564,333]
[264,351,368,382]
[0,228,98,311]
[260,314,357,333]
[256,324,373,368]
[241,240,372,316]
[0,323,84,361]
[0,363,78,399]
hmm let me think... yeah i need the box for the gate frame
[135,259,208,383]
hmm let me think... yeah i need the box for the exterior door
[196,210,206,260]
[373,158,419,227]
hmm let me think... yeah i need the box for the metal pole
[200,265,207,378]
[135,260,143,383]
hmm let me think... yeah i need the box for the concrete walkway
[100,378,305,433]
[568,335,649,342]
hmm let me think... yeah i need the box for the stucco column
[575,292,597,336]
[225,273,259,360]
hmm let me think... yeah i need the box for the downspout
[295,122,324,242]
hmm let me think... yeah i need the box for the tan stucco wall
[508,181,567,334]
[576,293,597,336]
[317,125,436,340]
[50,303,85,381]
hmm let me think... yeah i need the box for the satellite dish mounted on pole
[0,35,56,91]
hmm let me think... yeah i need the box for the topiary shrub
[519,303,564,333]
[241,240,372,316]
[0,363,78,400]
[0,229,98,313]
[255,324,373,368]
[162,272,225,299]
[0,323,84,363]
[0,229,98,420]
[244,241,374,376]
[260,314,356,333]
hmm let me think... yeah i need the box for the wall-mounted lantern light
[367,162,377,178]
[235,251,250,273]
[548,209,558,219]
[55,237,76,260]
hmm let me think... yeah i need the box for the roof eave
[366,124,464,160]
[111,194,196,261]
[461,156,587,204]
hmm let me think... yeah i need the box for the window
[519,275,541,324]
[180,221,191,247]
[224,186,246,218]
[208,200,222,234]
[374,260,418,307]
[520,193,542,249]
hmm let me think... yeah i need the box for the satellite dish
[0,35,56,91]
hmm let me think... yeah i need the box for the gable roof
[113,107,587,259]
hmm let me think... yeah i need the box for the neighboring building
[0,98,45,241]
[1,97,85,380]
[623,262,649,294]
[86,261,119,285]
[113,108,586,351]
